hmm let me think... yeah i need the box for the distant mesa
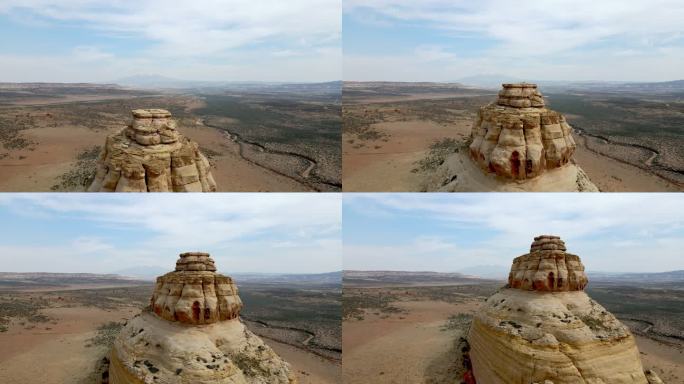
[109,251,296,383]
[467,235,660,384]
[89,109,217,192]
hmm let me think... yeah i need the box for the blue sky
[0,1,341,82]
[0,194,341,274]
[344,194,684,273]
[343,0,684,82]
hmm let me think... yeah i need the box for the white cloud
[0,194,342,273]
[343,0,684,81]
[344,194,684,272]
[0,0,341,81]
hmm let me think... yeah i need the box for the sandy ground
[636,335,684,383]
[269,340,341,384]
[0,306,138,384]
[0,125,116,191]
[342,120,470,191]
[0,119,309,192]
[574,139,681,192]
[343,299,479,383]
[0,303,339,383]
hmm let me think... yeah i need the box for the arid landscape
[342,270,684,384]
[0,272,341,384]
[342,81,684,192]
[0,82,341,192]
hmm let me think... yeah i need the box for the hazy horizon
[344,194,684,273]
[0,0,340,83]
[344,0,684,82]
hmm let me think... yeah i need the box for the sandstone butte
[426,84,598,191]
[467,235,661,384]
[89,109,217,192]
[109,252,296,384]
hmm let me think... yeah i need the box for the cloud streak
[0,0,341,81]
[343,0,684,81]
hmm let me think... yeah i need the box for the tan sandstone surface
[110,252,296,384]
[89,109,217,192]
[468,235,658,384]
[430,84,598,191]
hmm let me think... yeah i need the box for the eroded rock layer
[110,251,295,384]
[508,235,588,292]
[468,235,651,384]
[89,109,217,192]
[469,84,577,180]
[151,252,242,325]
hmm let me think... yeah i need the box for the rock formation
[89,109,217,192]
[110,251,296,384]
[469,84,577,180]
[422,84,598,191]
[468,235,659,384]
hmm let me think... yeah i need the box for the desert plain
[342,81,684,192]
[0,82,341,192]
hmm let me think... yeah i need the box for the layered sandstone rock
[468,236,656,384]
[423,84,597,192]
[110,252,296,384]
[89,109,217,192]
[508,236,588,292]
[151,252,242,325]
[469,84,577,180]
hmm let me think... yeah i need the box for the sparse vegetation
[412,137,461,173]
[51,145,101,191]
[86,321,125,347]
[441,314,472,331]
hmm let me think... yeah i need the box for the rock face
[89,109,217,192]
[469,84,577,180]
[110,252,296,384]
[468,235,654,384]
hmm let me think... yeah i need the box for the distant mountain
[539,79,684,94]
[343,270,496,287]
[232,271,342,285]
[589,270,684,284]
[113,266,168,280]
[113,74,342,92]
[114,74,188,88]
[456,265,509,280]
[457,74,526,89]
[0,272,147,289]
